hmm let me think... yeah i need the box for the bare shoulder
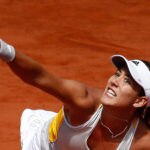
[63,85,103,125]
[132,120,150,149]
[64,81,103,111]
[83,85,103,108]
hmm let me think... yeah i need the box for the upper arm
[34,70,90,108]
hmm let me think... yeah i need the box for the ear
[133,96,148,108]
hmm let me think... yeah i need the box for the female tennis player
[0,39,149,150]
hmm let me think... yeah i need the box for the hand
[0,39,15,62]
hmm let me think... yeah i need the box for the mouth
[106,87,117,98]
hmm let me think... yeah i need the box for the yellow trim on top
[48,108,64,142]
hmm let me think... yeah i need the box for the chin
[101,94,111,105]
[101,93,117,107]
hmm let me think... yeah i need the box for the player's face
[101,66,142,108]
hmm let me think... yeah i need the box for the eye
[114,71,120,77]
[124,77,131,84]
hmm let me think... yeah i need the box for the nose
[110,76,120,87]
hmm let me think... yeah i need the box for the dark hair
[138,60,150,129]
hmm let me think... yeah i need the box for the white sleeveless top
[51,105,139,150]
[20,106,139,150]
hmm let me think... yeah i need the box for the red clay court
[0,0,150,149]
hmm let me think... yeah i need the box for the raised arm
[0,39,95,110]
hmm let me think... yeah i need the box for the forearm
[0,39,48,86]
[8,50,46,85]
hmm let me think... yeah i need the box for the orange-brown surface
[0,0,150,149]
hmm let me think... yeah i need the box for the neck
[100,106,136,138]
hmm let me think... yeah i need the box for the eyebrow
[118,68,131,78]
